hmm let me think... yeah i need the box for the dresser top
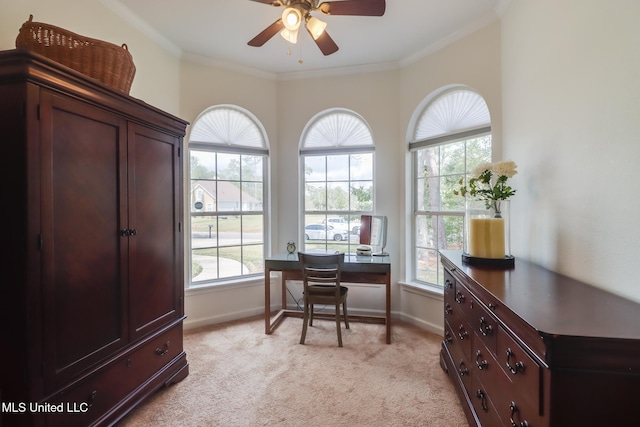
[440,250,640,341]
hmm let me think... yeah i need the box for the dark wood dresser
[439,250,640,427]
[0,49,188,426]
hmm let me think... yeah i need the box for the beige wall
[397,22,503,331]
[502,0,640,302]
[0,0,505,332]
[4,0,639,335]
[0,0,181,115]
[177,26,503,329]
[179,58,280,326]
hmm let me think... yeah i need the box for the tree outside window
[410,87,492,287]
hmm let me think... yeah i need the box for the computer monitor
[359,214,388,256]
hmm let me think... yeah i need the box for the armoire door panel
[40,91,129,389]
[128,123,182,339]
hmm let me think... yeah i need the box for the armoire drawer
[45,324,183,426]
[127,323,184,386]
[45,356,138,426]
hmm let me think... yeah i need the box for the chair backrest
[298,252,344,295]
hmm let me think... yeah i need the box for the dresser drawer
[443,270,456,304]
[471,375,503,427]
[445,312,473,362]
[497,326,541,412]
[491,362,546,427]
[459,291,498,357]
[444,320,473,392]
[45,324,183,426]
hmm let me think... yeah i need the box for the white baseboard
[184,307,264,330]
[399,313,444,336]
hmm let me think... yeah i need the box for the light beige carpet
[117,315,468,427]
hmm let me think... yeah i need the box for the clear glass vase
[463,199,513,266]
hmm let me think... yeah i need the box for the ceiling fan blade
[248,19,285,47]
[318,0,386,16]
[310,28,339,56]
[249,0,283,5]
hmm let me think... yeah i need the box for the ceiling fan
[247,0,386,56]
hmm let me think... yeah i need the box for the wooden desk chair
[298,252,350,347]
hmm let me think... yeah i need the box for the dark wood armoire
[0,49,189,426]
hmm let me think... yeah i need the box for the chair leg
[343,301,350,329]
[309,303,314,326]
[300,301,309,345]
[335,303,343,347]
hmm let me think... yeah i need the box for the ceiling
[105,0,508,76]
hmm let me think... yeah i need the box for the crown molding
[181,52,278,80]
[101,0,507,81]
[399,10,500,68]
[276,60,399,81]
[99,0,182,58]
[494,0,513,17]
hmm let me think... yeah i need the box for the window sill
[186,275,263,295]
[399,280,444,300]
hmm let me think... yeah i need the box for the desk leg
[386,272,391,344]
[281,271,288,309]
[265,267,271,334]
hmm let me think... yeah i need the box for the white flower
[471,162,493,178]
[456,160,518,204]
[492,160,518,178]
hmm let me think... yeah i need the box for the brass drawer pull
[458,325,468,340]
[155,341,170,356]
[458,360,468,377]
[476,350,488,370]
[479,316,493,336]
[509,401,529,427]
[506,348,525,375]
[476,389,489,412]
[87,390,97,408]
[455,290,465,304]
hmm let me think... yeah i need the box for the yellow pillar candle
[469,218,505,258]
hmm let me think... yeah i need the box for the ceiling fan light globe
[280,28,299,44]
[282,7,302,31]
[306,16,327,40]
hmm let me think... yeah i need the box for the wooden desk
[265,252,392,344]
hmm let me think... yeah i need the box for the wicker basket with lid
[15,15,136,94]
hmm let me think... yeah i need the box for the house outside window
[188,105,269,286]
[409,87,492,287]
[300,109,374,254]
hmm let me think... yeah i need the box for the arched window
[188,105,269,286]
[408,86,492,287]
[300,109,374,254]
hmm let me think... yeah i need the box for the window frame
[299,109,375,254]
[407,87,492,289]
[187,105,270,288]
[410,132,492,288]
